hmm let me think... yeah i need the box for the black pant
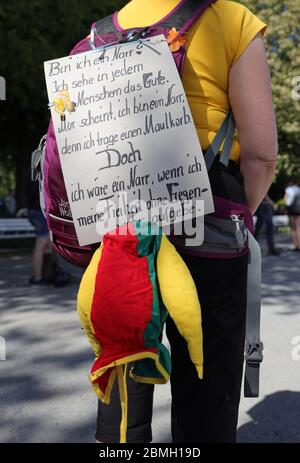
[166,252,248,443]
[254,203,275,252]
[96,252,248,443]
[96,370,154,443]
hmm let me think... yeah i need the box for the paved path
[0,233,299,443]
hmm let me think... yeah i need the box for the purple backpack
[33,0,215,268]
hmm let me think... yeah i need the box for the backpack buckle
[121,27,150,43]
[31,135,46,182]
[245,342,264,365]
[231,214,248,250]
[244,342,263,397]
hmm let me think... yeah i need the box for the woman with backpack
[89,0,277,444]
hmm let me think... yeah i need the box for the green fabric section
[135,221,161,257]
[135,221,163,349]
[133,357,162,379]
[132,221,171,381]
[144,253,161,348]
[158,342,171,375]
[132,344,171,379]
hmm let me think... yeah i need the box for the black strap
[158,0,212,32]
[205,112,236,172]
[244,232,263,397]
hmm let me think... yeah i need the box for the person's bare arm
[229,33,278,213]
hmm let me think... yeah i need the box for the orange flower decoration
[167,27,187,52]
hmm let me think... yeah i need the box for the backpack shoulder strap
[94,0,215,40]
[159,0,215,34]
[94,15,115,36]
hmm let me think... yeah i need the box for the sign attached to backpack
[44,35,213,246]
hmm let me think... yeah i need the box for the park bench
[0,218,36,239]
[0,215,289,241]
[272,214,289,229]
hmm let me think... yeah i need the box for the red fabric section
[90,224,154,392]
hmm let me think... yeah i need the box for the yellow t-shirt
[117,0,266,162]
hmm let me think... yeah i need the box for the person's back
[93,0,278,443]
[118,0,264,161]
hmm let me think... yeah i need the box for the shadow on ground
[238,391,300,443]
[1,236,299,443]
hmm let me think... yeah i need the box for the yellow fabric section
[117,364,128,443]
[157,235,203,378]
[130,355,170,384]
[77,244,103,357]
[118,0,266,162]
[92,367,117,404]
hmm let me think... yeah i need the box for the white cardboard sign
[44,35,213,246]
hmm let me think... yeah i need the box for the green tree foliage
[239,0,300,198]
[0,0,127,204]
[0,1,299,202]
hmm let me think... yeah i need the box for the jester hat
[77,222,203,442]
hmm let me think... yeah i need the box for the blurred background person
[254,193,280,255]
[25,169,53,285]
[25,168,71,286]
[284,178,300,251]
[4,189,16,217]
